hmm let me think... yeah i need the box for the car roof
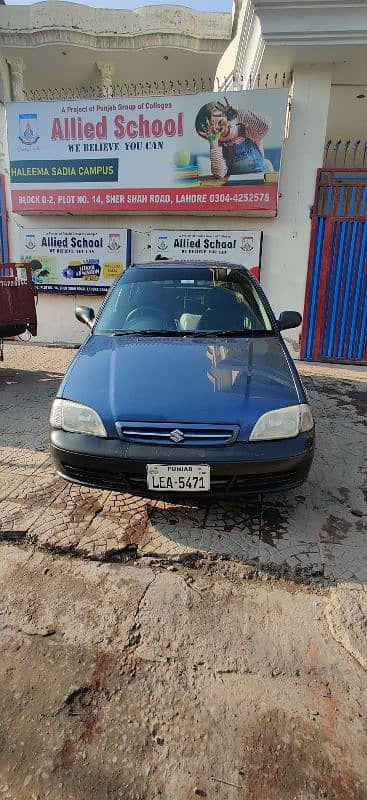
[128,260,251,270]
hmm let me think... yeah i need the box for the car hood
[60,334,301,439]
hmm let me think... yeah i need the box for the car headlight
[249,403,314,441]
[50,399,107,437]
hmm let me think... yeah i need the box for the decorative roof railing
[23,72,292,101]
[324,139,367,169]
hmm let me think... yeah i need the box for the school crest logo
[18,114,39,146]
[157,236,168,251]
[25,233,36,250]
[240,235,254,253]
[107,233,121,252]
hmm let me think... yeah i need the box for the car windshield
[94,265,274,336]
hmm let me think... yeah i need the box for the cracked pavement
[0,343,366,800]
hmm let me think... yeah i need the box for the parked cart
[0,263,37,361]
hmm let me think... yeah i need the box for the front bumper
[50,429,315,498]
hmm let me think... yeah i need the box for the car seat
[197,304,245,332]
[196,291,243,331]
[178,299,206,332]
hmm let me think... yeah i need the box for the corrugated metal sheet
[301,170,367,364]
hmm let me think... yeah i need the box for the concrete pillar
[0,56,13,262]
[96,62,114,98]
[0,60,9,170]
[7,57,26,101]
[260,64,332,352]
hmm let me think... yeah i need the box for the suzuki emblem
[169,429,185,443]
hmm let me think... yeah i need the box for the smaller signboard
[19,228,130,293]
[151,229,262,280]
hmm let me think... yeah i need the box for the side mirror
[278,311,302,331]
[75,306,95,329]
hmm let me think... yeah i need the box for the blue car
[50,261,314,496]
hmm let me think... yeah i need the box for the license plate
[147,464,210,492]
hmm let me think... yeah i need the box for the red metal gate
[0,263,37,339]
[301,169,367,364]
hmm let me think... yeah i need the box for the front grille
[61,462,301,497]
[62,463,131,491]
[115,422,239,447]
[210,470,300,493]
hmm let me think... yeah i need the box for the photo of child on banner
[195,97,274,181]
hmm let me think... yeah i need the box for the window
[95,266,273,335]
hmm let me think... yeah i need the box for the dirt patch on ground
[242,708,366,800]
[310,378,367,423]
[0,541,366,800]
[322,514,354,543]
[344,389,367,421]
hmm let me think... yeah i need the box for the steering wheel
[124,305,173,331]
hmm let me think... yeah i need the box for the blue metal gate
[301,169,367,363]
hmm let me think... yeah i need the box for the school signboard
[6,90,288,217]
[19,228,129,294]
[151,229,262,280]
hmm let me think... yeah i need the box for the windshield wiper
[192,329,272,337]
[109,329,274,338]
[111,329,184,336]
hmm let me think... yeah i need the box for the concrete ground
[0,343,366,800]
